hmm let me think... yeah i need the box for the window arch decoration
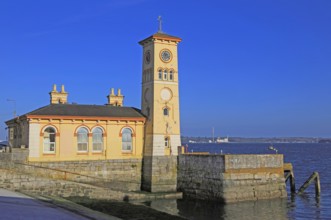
[121,127,134,152]
[41,124,59,134]
[43,126,56,153]
[92,127,103,152]
[77,127,89,152]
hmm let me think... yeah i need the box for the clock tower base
[142,156,178,192]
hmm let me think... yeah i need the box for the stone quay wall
[26,159,143,191]
[0,159,142,191]
[0,168,181,201]
[178,154,287,203]
[142,156,178,192]
[0,148,28,162]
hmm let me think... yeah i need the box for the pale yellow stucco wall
[27,118,145,162]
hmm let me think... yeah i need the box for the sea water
[145,143,331,220]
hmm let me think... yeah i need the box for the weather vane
[157,16,163,33]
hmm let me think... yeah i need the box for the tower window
[158,70,162,80]
[169,71,173,80]
[164,70,168,80]
[163,107,169,116]
[165,137,169,147]
[43,127,56,153]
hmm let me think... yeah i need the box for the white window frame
[77,127,89,152]
[164,70,168,80]
[122,128,133,152]
[43,127,56,154]
[92,127,103,152]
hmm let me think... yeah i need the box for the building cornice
[26,115,146,123]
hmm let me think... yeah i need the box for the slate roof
[24,104,145,118]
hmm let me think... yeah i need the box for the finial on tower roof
[157,16,163,33]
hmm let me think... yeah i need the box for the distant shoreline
[181,136,331,144]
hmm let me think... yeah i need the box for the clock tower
[139,20,182,192]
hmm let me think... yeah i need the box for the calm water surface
[145,143,331,220]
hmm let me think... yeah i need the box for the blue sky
[1,0,331,139]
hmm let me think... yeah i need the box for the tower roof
[139,32,182,45]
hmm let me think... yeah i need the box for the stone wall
[177,155,225,200]
[26,159,143,191]
[0,148,28,162]
[178,154,287,203]
[142,156,178,192]
[0,168,181,201]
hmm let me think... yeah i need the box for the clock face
[145,50,151,64]
[160,49,172,62]
[160,88,172,101]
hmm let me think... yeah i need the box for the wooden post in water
[298,172,320,197]
[284,163,296,193]
[289,171,296,193]
[315,172,321,196]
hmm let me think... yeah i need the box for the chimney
[49,84,68,104]
[107,88,124,106]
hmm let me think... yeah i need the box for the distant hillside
[181,136,322,144]
[318,139,331,143]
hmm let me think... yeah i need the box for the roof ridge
[10,104,146,119]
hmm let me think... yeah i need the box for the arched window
[169,70,173,80]
[43,127,56,153]
[164,70,168,80]
[122,128,132,151]
[158,69,162,80]
[92,127,103,152]
[163,107,169,116]
[165,137,169,147]
[77,127,88,152]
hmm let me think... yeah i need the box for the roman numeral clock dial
[160,49,172,62]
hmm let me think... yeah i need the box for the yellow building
[5,27,182,172]
[6,85,146,162]
[5,23,181,191]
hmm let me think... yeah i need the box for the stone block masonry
[0,149,28,162]
[0,168,181,201]
[5,159,143,191]
[29,159,142,191]
[142,156,178,192]
[178,154,287,203]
